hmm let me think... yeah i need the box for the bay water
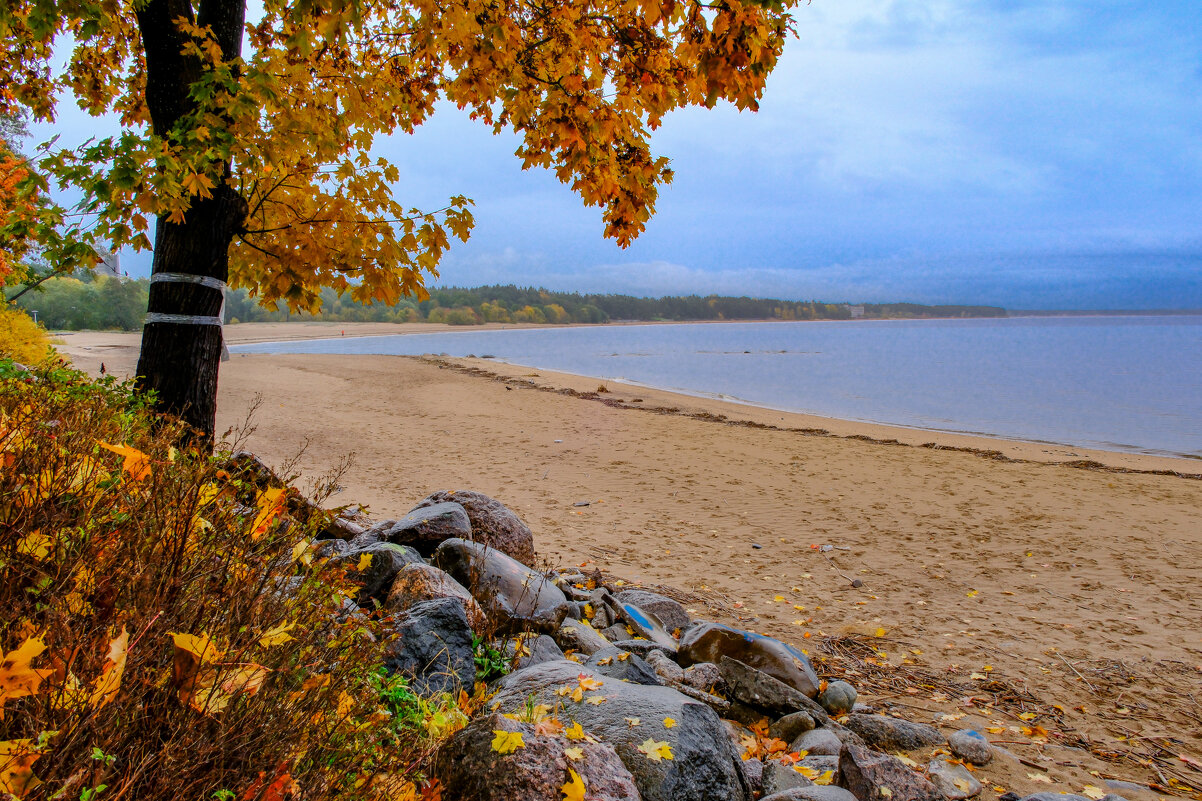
[232,315,1202,459]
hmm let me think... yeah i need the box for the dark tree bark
[133,0,247,446]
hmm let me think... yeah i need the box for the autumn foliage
[0,360,453,799]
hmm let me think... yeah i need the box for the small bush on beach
[0,360,455,799]
[0,307,54,364]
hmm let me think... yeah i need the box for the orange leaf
[98,441,152,481]
[89,626,129,709]
[0,637,54,718]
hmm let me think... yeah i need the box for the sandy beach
[55,322,1202,797]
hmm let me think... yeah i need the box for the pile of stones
[297,479,1148,801]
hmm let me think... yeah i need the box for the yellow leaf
[16,532,53,562]
[561,768,586,801]
[663,717,677,728]
[577,674,603,691]
[564,747,584,761]
[356,552,374,571]
[564,722,595,742]
[251,487,286,540]
[1082,787,1106,800]
[815,770,836,786]
[1027,772,1053,784]
[0,637,54,718]
[970,673,988,681]
[874,627,887,638]
[967,589,979,597]
[98,441,152,481]
[637,739,674,762]
[491,730,525,754]
[1018,712,1037,722]
[258,621,296,648]
[89,626,129,709]
[585,696,606,705]
[0,739,42,796]
[774,595,785,602]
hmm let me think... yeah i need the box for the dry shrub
[0,307,54,364]
[0,360,443,800]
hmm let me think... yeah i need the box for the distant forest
[16,275,1006,331]
[224,285,1006,326]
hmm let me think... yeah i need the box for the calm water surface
[233,316,1202,459]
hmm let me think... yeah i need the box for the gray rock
[618,603,679,651]
[385,563,488,633]
[313,538,350,559]
[554,619,611,656]
[585,647,663,685]
[332,542,423,605]
[434,712,639,801]
[763,760,815,796]
[617,589,691,634]
[843,714,943,752]
[762,788,859,801]
[927,759,982,800]
[682,661,723,692]
[801,755,840,780]
[792,728,843,757]
[492,660,751,801]
[947,729,992,766]
[770,710,817,743]
[1099,795,1133,801]
[608,639,677,659]
[646,649,685,683]
[818,681,858,715]
[413,490,536,566]
[381,502,472,556]
[678,621,819,697]
[603,623,631,642]
[434,538,570,633]
[515,634,566,670]
[839,743,941,801]
[719,656,812,718]
[743,758,765,797]
[384,598,475,696]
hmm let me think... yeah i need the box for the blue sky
[37,0,1202,309]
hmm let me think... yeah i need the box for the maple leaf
[663,717,677,728]
[564,722,596,742]
[564,747,585,761]
[577,674,603,691]
[89,626,129,709]
[534,718,565,736]
[637,739,674,762]
[15,532,54,561]
[561,768,586,801]
[356,552,373,571]
[0,636,54,718]
[584,696,606,706]
[0,739,43,796]
[171,632,267,714]
[258,621,296,648]
[491,730,525,754]
[98,441,152,481]
[251,487,286,540]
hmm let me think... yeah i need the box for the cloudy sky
[40,0,1202,309]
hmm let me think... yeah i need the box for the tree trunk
[134,185,245,445]
[132,0,246,446]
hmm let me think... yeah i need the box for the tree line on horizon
[17,277,1007,330]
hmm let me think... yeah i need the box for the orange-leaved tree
[0,0,797,443]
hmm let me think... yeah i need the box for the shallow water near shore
[233,315,1202,459]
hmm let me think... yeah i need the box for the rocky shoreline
[277,465,1177,801]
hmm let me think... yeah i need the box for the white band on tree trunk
[145,273,230,361]
[144,313,224,325]
[149,273,227,291]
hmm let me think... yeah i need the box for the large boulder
[584,647,662,686]
[838,743,941,801]
[434,538,570,633]
[414,490,536,566]
[491,660,752,801]
[842,714,942,752]
[385,563,488,633]
[383,598,475,696]
[678,622,819,697]
[377,502,472,556]
[616,590,691,635]
[330,542,423,605]
[434,712,640,801]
